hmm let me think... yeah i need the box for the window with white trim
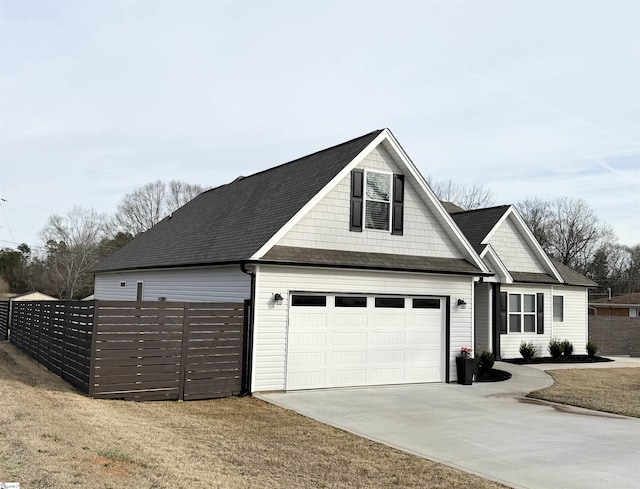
[553,296,564,322]
[508,293,536,333]
[365,171,391,231]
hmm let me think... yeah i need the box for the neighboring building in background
[1,291,59,301]
[590,293,640,317]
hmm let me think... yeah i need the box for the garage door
[286,294,445,390]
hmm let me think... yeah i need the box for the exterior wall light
[457,298,467,309]
[273,293,284,305]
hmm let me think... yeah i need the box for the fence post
[88,300,98,398]
[178,303,190,401]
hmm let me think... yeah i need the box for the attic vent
[232,176,245,183]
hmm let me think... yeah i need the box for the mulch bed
[501,355,612,365]
[475,369,512,382]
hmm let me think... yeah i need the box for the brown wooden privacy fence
[2,300,247,401]
[10,301,93,391]
[0,301,9,340]
[91,301,246,401]
[589,316,640,357]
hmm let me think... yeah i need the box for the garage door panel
[332,350,368,365]
[369,350,405,363]
[289,332,327,346]
[369,367,405,383]
[333,314,368,327]
[331,332,367,346]
[371,314,406,328]
[288,371,326,389]
[369,332,405,346]
[287,294,445,390]
[288,351,326,367]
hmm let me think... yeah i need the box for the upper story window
[365,171,391,230]
[350,169,404,235]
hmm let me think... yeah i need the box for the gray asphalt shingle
[94,130,383,272]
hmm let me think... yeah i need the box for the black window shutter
[500,292,508,334]
[350,170,363,232]
[391,174,404,235]
[536,293,544,334]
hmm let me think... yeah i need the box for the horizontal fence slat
[8,299,246,401]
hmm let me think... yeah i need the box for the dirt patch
[0,341,507,488]
[527,368,640,418]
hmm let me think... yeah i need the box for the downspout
[240,262,256,397]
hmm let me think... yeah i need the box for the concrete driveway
[258,361,640,489]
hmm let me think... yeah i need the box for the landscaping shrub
[548,337,563,359]
[562,340,574,357]
[586,340,599,358]
[478,351,495,376]
[519,341,538,361]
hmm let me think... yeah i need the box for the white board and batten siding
[499,284,588,358]
[93,266,251,302]
[252,265,474,392]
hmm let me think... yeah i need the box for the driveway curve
[259,362,639,489]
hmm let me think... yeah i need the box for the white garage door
[286,294,445,390]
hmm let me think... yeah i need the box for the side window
[136,282,143,301]
[553,296,564,322]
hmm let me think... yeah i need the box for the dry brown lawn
[528,368,640,418]
[0,342,506,488]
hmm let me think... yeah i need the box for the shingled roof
[94,130,383,272]
[591,292,640,304]
[449,205,510,254]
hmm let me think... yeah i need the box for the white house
[93,129,492,392]
[448,204,597,358]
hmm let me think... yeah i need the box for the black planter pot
[456,356,474,385]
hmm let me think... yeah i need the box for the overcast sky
[1,0,638,253]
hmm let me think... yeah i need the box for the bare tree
[113,180,206,236]
[517,197,617,274]
[40,206,107,299]
[427,177,495,210]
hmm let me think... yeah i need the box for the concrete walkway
[258,361,640,489]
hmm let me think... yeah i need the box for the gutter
[239,262,256,397]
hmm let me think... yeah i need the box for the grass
[0,341,506,488]
[528,368,640,418]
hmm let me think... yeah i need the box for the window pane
[509,294,521,312]
[366,172,390,201]
[335,296,367,307]
[413,298,440,309]
[366,201,390,230]
[524,294,536,313]
[553,296,564,322]
[291,295,326,307]
[375,297,405,308]
[509,314,521,332]
[523,315,536,332]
